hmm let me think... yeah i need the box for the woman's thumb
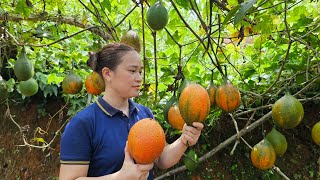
[124,141,134,163]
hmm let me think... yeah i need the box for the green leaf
[15,0,32,18]
[234,0,257,25]
[223,5,240,25]
[6,78,16,92]
[101,0,111,12]
[47,73,64,85]
[176,0,190,10]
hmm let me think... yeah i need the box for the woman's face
[107,51,143,98]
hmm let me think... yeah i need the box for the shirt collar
[96,97,139,117]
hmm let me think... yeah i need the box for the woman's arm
[59,142,153,180]
[155,122,204,169]
[59,164,122,180]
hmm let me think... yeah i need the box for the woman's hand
[118,142,154,180]
[180,122,204,147]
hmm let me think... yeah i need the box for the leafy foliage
[0,0,320,178]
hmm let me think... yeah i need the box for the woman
[59,43,203,180]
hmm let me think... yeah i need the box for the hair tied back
[87,52,98,71]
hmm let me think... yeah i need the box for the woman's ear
[101,67,112,82]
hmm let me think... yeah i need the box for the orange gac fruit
[178,83,210,126]
[127,118,166,164]
[168,103,185,130]
[250,139,276,170]
[215,77,241,112]
[206,80,217,107]
[62,71,83,94]
[85,71,105,95]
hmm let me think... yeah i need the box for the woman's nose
[136,72,142,82]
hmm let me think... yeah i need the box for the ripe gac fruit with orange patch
[178,83,210,126]
[215,76,241,112]
[127,118,166,164]
[168,103,185,130]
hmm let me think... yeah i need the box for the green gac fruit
[266,127,288,157]
[183,149,199,171]
[14,47,34,81]
[312,121,320,146]
[146,0,169,31]
[19,78,38,97]
[120,29,142,53]
[272,92,304,129]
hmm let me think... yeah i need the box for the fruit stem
[129,20,132,30]
[210,69,214,83]
[223,65,228,84]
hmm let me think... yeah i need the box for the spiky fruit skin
[19,78,38,97]
[127,118,166,164]
[178,83,210,126]
[215,81,241,112]
[272,93,304,129]
[250,139,276,170]
[120,30,141,53]
[62,71,83,94]
[146,1,169,31]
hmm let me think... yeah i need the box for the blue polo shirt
[60,97,155,179]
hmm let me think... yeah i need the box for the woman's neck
[102,91,129,116]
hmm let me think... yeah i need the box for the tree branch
[3,26,97,47]
[155,111,273,180]
[0,12,111,42]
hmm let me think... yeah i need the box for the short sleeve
[60,114,93,165]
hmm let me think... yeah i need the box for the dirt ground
[0,95,319,180]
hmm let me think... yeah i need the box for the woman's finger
[184,125,201,136]
[192,122,204,130]
[184,133,196,145]
[137,163,154,171]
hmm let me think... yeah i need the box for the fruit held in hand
[178,83,210,126]
[127,118,165,164]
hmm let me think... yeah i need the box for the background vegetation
[0,0,319,179]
